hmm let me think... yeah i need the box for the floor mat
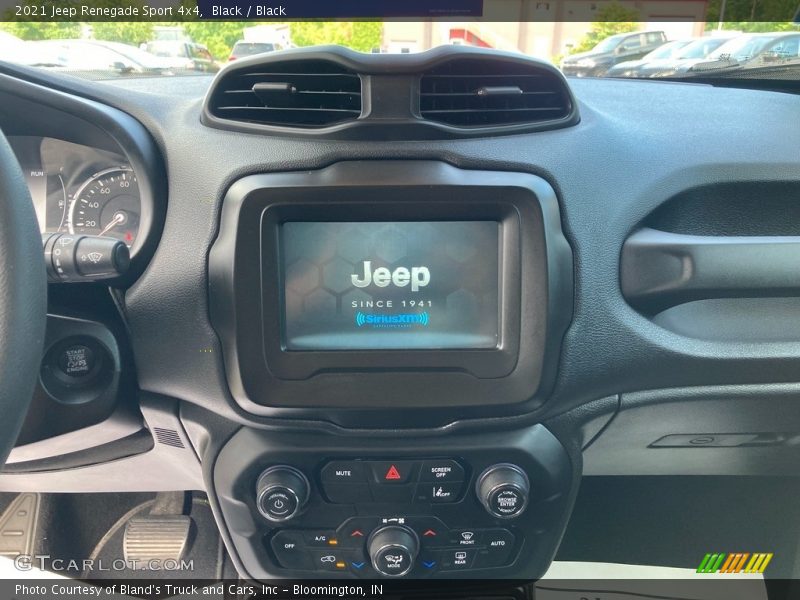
[83,494,229,580]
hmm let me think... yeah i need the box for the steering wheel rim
[0,127,47,466]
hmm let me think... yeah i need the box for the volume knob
[255,466,310,522]
[476,463,529,519]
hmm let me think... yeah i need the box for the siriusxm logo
[356,312,430,328]
[351,261,430,292]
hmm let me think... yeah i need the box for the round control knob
[368,526,418,577]
[255,466,310,522]
[476,463,529,519]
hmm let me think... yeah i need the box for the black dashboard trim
[209,162,574,428]
[201,45,580,140]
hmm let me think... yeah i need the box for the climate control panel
[271,516,517,576]
[261,459,526,577]
[212,425,575,580]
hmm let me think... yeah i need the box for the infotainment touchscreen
[281,221,500,350]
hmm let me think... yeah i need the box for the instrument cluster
[10,136,141,247]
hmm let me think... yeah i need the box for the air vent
[419,58,573,127]
[208,59,361,128]
[153,427,185,449]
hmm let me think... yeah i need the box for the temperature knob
[255,466,310,522]
[476,463,529,519]
[368,526,418,577]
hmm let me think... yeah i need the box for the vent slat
[230,72,360,78]
[217,106,361,114]
[209,59,362,128]
[420,91,557,97]
[224,89,360,96]
[423,107,566,114]
[422,73,546,79]
[419,58,571,128]
[153,427,185,449]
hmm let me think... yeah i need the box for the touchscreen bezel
[260,200,520,379]
[209,162,573,422]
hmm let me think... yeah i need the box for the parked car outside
[605,39,696,77]
[560,30,667,77]
[667,32,800,77]
[32,40,175,76]
[228,41,285,62]
[639,36,734,78]
[0,31,62,67]
[144,40,220,73]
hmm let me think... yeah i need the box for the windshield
[1,13,799,82]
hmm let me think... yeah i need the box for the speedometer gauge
[68,167,140,246]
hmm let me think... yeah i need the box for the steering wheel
[0,128,47,466]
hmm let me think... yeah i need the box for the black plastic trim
[1,429,153,474]
[621,227,800,312]
[201,45,579,140]
[208,162,573,428]
[212,424,575,580]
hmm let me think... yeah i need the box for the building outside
[382,0,708,61]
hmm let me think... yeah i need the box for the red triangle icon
[384,465,402,480]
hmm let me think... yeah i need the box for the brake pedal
[123,515,191,563]
[0,492,40,557]
[123,492,191,564]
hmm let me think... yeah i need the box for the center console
[214,426,574,579]
[208,162,576,579]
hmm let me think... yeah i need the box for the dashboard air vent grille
[209,59,361,128]
[153,427,185,449]
[419,58,572,127]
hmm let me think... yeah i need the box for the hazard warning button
[368,461,419,484]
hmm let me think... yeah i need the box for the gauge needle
[98,212,125,237]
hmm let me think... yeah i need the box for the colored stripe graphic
[698,552,773,574]
[744,554,759,573]
[711,553,726,572]
[720,553,737,573]
[697,553,726,573]
[697,553,713,573]
[748,553,773,574]
[732,553,750,573]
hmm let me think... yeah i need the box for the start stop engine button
[57,344,96,378]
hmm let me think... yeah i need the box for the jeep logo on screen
[351,261,431,292]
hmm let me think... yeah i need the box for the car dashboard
[1,45,800,582]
